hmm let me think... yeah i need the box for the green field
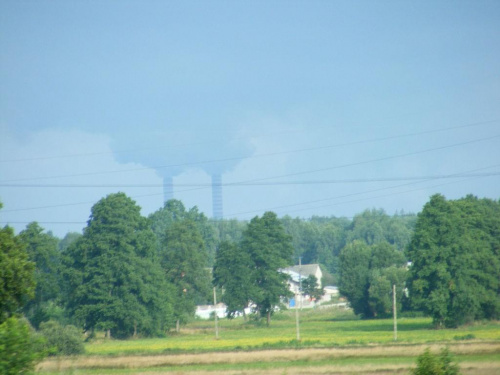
[37,307,500,374]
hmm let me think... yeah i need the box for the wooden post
[298,257,302,309]
[295,293,301,341]
[393,284,397,341]
[296,257,302,341]
[213,287,219,340]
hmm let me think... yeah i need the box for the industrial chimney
[163,175,174,204]
[211,174,223,219]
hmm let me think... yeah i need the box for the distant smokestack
[163,175,174,204]
[211,174,223,219]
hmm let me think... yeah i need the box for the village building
[196,263,339,318]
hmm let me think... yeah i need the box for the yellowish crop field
[84,310,500,356]
[37,308,500,374]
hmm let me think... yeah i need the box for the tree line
[1,193,499,345]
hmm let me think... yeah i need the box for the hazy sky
[1,1,499,237]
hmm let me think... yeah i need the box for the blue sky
[1,1,499,237]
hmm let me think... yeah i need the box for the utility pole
[295,291,300,341]
[213,287,219,340]
[393,284,397,341]
[295,256,302,341]
[298,256,302,309]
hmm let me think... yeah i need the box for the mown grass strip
[38,352,500,375]
[38,342,500,372]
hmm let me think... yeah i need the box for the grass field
[37,307,500,374]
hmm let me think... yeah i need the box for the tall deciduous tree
[241,212,294,325]
[0,203,42,373]
[0,225,36,323]
[213,241,253,318]
[58,232,81,252]
[150,200,218,266]
[0,200,35,323]
[18,222,61,328]
[339,241,371,316]
[158,219,210,330]
[407,194,500,327]
[301,275,325,301]
[339,241,407,317]
[347,209,415,250]
[63,193,172,338]
[368,266,407,316]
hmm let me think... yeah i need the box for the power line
[222,166,500,218]
[1,119,497,164]
[278,175,495,217]
[1,171,499,188]
[3,222,87,225]
[232,135,500,183]
[2,131,497,185]
[0,191,163,213]
[2,164,498,214]
[2,173,493,226]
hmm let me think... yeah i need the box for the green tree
[348,209,387,245]
[39,320,85,356]
[281,216,347,279]
[0,203,43,373]
[339,241,407,317]
[150,199,218,266]
[0,316,45,375]
[301,275,325,302]
[63,193,172,338]
[338,241,371,316]
[18,222,61,328]
[58,232,81,252]
[241,212,294,325]
[213,241,253,318]
[213,218,246,243]
[347,209,415,251]
[370,241,406,270]
[158,219,210,330]
[368,266,407,317]
[0,224,35,323]
[407,194,500,327]
[411,347,460,375]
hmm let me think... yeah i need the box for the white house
[281,263,323,295]
[196,263,334,318]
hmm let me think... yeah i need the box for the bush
[39,320,85,356]
[411,347,460,375]
[0,316,46,374]
[453,334,475,341]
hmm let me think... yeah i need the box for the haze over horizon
[1,1,499,237]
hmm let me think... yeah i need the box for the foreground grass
[37,308,500,374]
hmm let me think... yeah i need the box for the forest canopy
[2,193,498,339]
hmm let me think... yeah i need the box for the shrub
[0,316,46,374]
[39,320,85,356]
[453,334,475,341]
[411,347,460,375]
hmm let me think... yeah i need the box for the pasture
[37,307,500,374]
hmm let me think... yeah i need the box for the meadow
[37,307,500,374]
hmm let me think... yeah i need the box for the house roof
[281,269,302,283]
[282,264,321,279]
